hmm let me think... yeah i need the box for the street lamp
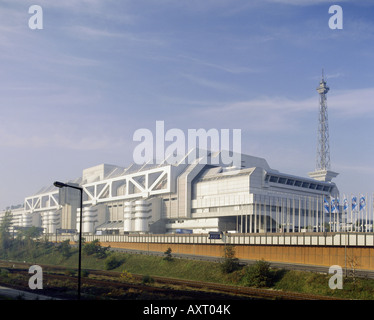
[53,181,83,300]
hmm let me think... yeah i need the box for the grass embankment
[2,239,374,300]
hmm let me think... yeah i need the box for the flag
[343,195,348,212]
[335,198,340,214]
[331,197,340,214]
[324,197,329,213]
[359,195,366,211]
[352,196,357,212]
[331,197,337,214]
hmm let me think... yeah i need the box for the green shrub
[104,254,122,270]
[64,269,76,277]
[81,269,90,277]
[243,259,273,288]
[120,269,134,282]
[142,274,154,284]
[163,247,173,261]
[57,240,72,259]
[221,245,240,274]
[0,268,10,278]
[83,239,110,259]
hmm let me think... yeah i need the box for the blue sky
[1,0,374,209]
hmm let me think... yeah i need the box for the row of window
[265,174,332,192]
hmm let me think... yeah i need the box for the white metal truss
[24,166,172,212]
[25,191,59,213]
[82,165,171,205]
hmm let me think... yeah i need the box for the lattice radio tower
[316,70,330,171]
[308,70,338,182]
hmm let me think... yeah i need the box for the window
[294,180,302,187]
[286,179,295,185]
[269,176,278,183]
[302,182,310,188]
[278,177,287,184]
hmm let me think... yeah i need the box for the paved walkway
[0,286,61,300]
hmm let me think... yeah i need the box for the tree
[163,247,173,261]
[0,211,13,255]
[57,239,72,259]
[104,254,123,270]
[16,226,42,240]
[221,245,239,273]
[83,239,110,258]
[243,259,273,288]
[347,255,360,286]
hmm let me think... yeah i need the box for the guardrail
[55,232,374,247]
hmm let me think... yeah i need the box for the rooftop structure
[1,148,339,235]
[0,76,344,235]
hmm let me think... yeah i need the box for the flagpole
[358,195,360,232]
[286,197,289,232]
[322,196,325,232]
[276,197,278,233]
[304,197,306,232]
[350,195,352,232]
[359,194,362,232]
[350,193,352,232]
[298,196,301,232]
[307,197,310,232]
[372,193,374,232]
[338,197,340,232]
[329,196,331,232]
[269,197,272,233]
[292,197,295,233]
[352,194,356,232]
[366,193,368,232]
[316,196,319,232]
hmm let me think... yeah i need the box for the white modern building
[0,149,340,235]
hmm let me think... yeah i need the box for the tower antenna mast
[308,70,338,182]
[316,69,330,171]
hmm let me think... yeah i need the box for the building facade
[0,149,340,235]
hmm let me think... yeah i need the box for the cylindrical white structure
[41,212,49,233]
[41,211,60,234]
[124,201,134,232]
[76,209,80,233]
[134,200,150,233]
[83,207,97,234]
[22,213,33,228]
[49,211,60,234]
[77,207,98,234]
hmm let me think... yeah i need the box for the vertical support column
[254,199,257,233]
[292,197,295,233]
[276,197,279,233]
[316,197,320,232]
[245,214,248,233]
[299,197,302,231]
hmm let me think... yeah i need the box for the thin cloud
[329,87,374,117]
[184,86,374,133]
[181,73,242,93]
[68,25,126,39]
[264,0,348,6]
[63,25,166,47]
[179,55,260,74]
